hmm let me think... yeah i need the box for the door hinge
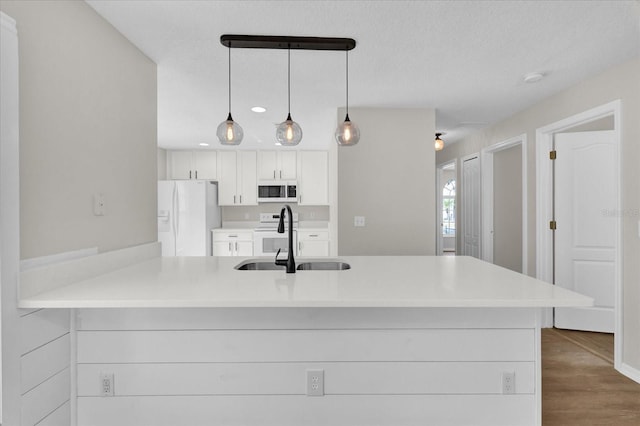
[549,150,557,160]
[549,220,557,230]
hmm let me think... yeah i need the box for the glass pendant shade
[217,113,243,145]
[335,114,360,146]
[276,113,303,146]
[434,133,444,151]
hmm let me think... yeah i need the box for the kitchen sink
[234,259,351,271]
[234,260,286,270]
[296,261,351,271]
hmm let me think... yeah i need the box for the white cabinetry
[298,151,328,205]
[258,151,297,180]
[211,230,253,256]
[297,230,330,257]
[217,151,257,206]
[168,151,217,180]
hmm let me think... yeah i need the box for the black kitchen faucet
[275,204,296,273]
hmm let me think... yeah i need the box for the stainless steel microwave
[257,181,297,203]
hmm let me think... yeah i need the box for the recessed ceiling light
[199,142,209,147]
[523,72,545,83]
[251,106,267,113]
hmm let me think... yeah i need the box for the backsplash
[221,205,330,222]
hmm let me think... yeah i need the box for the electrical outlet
[306,369,324,396]
[101,373,114,397]
[502,371,515,394]
[354,216,365,227]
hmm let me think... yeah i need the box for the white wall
[493,144,522,272]
[436,57,640,378]
[1,11,21,425]
[338,108,436,255]
[0,0,158,260]
[0,1,158,424]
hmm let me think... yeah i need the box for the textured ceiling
[86,0,640,150]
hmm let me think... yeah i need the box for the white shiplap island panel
[20,255,592,426]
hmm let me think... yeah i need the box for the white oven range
[253,212,298,256]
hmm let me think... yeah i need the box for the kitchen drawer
[211,230,253,242]
[298,230,329,240]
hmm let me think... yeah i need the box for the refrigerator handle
[175,184,180,236]
[172,183,178,255]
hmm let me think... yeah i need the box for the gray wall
[436,57,640,378]
[338,107,435,255]
[0,0,157,260]
[157,148,167,180]
[493,144,522,272]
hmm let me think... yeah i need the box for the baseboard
[618,362,640,385]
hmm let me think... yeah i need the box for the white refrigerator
[158,180,221,256]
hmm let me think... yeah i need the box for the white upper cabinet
[168,151,192,179]
[168,151,217,180]
[298,151,328,205]
[192,151,217,180]
[218,151,257,206]
[258,151,297,180]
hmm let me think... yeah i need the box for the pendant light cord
[287,46,291,115]
[228,45,231,114]
[346,49,349,115]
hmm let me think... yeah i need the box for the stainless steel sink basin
[234,260,286,270]
[296,261,351,271]
[234,259,351,271]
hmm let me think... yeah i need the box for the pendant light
[275,46,302,146]
[434,133,444,151]
[217,44,243,145]
[335,49,360,146]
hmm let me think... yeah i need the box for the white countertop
[19,256,593,309]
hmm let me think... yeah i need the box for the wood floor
[542,328,640,425]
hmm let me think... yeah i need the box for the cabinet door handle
[228,242,232,252]
[309,234,318,237]
[233,195,236,204]
[235,242,238,251]
[189,170,192,179]
[239,194,242,204]
[273,170,276,179]
[279,170,282,179]
[195,170,198,179]
[298,241,302,252]
[228,235,237,238]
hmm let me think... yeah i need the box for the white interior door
[554,130,617,332]
[461,156,481,258]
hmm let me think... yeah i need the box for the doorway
[481,134,528,274]
[536,101,622,368]
[460,154,481,258]
[436,161,456,255]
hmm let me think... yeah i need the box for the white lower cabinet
[297,230,330,257]
[211,230,253,256]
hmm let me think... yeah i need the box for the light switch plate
[354,216,365,227]
[93,193,105,216]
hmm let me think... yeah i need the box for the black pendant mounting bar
[220,34,356,51]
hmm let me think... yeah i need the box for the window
[443,179,456,236]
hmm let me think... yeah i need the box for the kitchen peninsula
[20,253,591,426]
